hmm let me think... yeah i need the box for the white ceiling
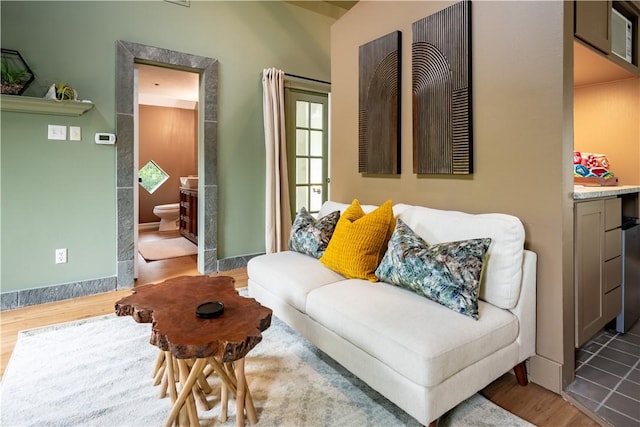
[136,63,199,109]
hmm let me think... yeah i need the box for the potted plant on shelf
[44,82,78,101]
[1,49,34,95]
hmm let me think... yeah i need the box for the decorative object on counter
[179,175,198,189]
[44,82,78,101]
[412,1,472,175]
[574,151,618,186]
[1,49,34,95]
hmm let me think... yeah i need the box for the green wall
[0,1,334,292]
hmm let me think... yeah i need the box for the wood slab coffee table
[115,275,272,427]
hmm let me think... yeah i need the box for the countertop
[573,184,640,200]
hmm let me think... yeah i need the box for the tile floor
[566,320,640,426]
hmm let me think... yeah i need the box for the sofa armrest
[510,249,537,363]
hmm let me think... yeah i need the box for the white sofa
[248,201,537,426]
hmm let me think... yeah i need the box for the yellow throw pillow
[320,199,394,281]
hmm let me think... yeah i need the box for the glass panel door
[286,90,329,218]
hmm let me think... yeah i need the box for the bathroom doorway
[115,41,219,288]
[134,64,199,281]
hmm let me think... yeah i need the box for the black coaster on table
[196,301,224,319]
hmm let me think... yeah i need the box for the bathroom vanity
[179,187,198,244]
[573,185,640,347]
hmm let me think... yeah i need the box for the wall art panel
[359,30,401,175]
[412,1,472,174]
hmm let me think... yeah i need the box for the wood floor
[0,230,598,426]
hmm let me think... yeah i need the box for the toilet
[153,203,180,231]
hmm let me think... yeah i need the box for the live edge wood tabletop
[115,275,272,427]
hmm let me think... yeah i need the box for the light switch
[69,126,81,141]
[48,125,66,140]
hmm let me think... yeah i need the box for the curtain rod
[285,73,330,85]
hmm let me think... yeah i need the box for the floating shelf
[0,94,94,116]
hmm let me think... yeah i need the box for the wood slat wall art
[412,1,473,175]
[358,30,401,175]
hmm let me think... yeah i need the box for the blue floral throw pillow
[289,207,340,259]
[375,219,491,319]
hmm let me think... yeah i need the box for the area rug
[0,312,534,427]
[138,237,197,261]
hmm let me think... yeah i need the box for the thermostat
[95,133,116,145]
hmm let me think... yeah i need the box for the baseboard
[2,252,264,311]
[528,354,562,394]
[217,252,263,271]
[138,222,160,231]
[0,276,117,311]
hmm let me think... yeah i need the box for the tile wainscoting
[1,253,262,311]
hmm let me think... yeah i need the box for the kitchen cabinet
[575,197,622,348]
[575,0,611,54]
[179,188,198,245]
[574,1,640,74]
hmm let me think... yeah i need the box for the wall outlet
[55,248,68,264]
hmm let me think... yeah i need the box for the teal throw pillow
[375,219,491,319]
[289,207,340,259]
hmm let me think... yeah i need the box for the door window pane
[310,158,323,183]
[296,158,309,184]
[296,130,309,156]
[310,130,323,156]
[296,186,308,212]
[296,101,309,128]
[310,102,323,129]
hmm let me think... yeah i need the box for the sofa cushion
[376,219,491,319]
[289,207,340,259]
[306,279,519,387]
[247,251,345,313]
[320,200,394,282]
[393,204,525,310]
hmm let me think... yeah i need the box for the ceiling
[324,1,358,9]
[287,0,357,19]
[136,63,199,109]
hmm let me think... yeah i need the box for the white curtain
[262,68,292,254]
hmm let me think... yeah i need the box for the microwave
[611,8,633,63]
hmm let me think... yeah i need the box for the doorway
[135,64,199,282]
[285,89,330,218]
[115,40,218,288]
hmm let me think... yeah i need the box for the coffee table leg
[235,359,246,427]
[165,352,178,402]
[235,358,258,426]
[164,357,207,427]
[153,351,166,385]
[221,363,233,422]
[177,359,200,427]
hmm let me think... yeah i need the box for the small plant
[45,82,78,101]
[1,56,29,95]
[54,82,77,101]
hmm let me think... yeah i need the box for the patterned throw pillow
[320,199,394,282]
[289,207,340,259]
[375,219,491,319]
